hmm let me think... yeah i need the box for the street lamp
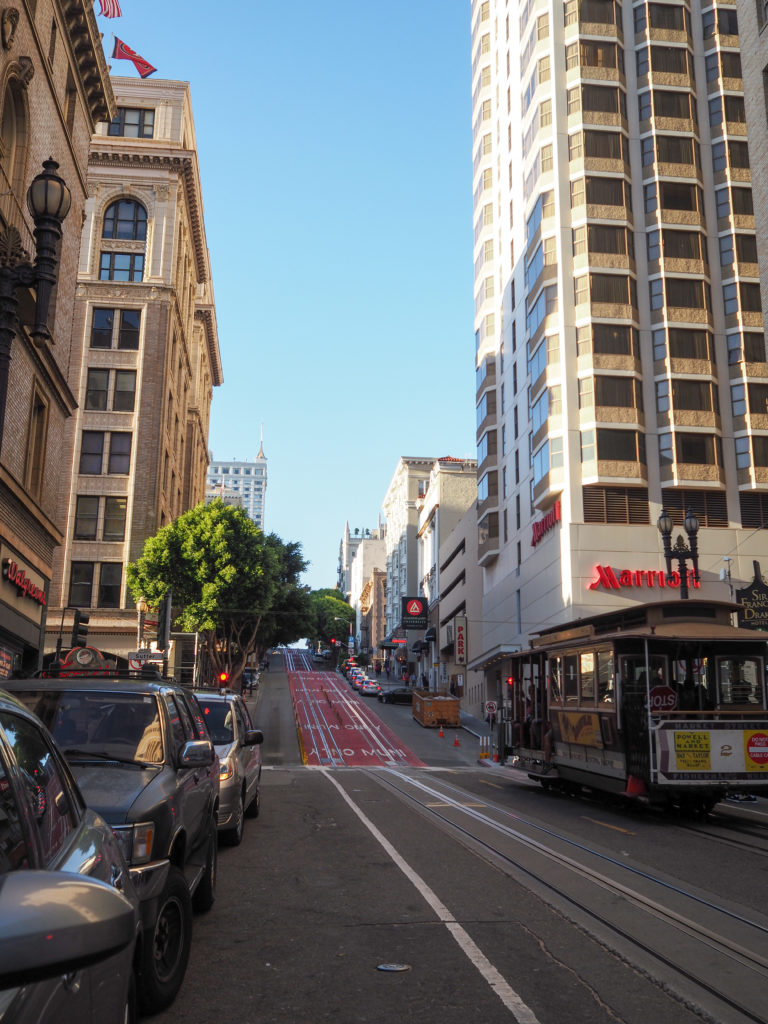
[136,597,149,648]
[657,507,700,599]
[0,158,71,448]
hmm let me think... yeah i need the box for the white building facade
[470,1,768,691]
[206,442,267,529]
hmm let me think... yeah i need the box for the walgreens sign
[588,565,701,592]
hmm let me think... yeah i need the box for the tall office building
[206,439,267,530]
[470,1,768,682]
[47,77,221,662]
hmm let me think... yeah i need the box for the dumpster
[412,690,460,728]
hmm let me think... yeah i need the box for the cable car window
[598,650,614,705]
[564,654,579,704]
[580,652,596,703]
[549,656,563,704]
[717,657,763,706]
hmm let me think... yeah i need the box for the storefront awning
[424,627,436,642]
[466,643,521,672]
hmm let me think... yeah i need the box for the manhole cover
[376,963,412,973]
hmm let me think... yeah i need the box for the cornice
[59,0,116,127]
[194,308,223,387]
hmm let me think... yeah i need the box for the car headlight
[219,760,234,782]
[112,822,155,866]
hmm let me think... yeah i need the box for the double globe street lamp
[657,507,700,599]
[0,157,71,448]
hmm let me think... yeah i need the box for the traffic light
[70,609,89,648]
[506,675,514,690]
[330,638,335,646]
[156,589,172,650]
[218,671,229,686]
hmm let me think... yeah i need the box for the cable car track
[361,766,768,1024]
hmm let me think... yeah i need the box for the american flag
[97,0,122,17]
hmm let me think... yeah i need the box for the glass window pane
[74,495,99,540]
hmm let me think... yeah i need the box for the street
[151,652,768,1024]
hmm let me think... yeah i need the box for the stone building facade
[45,76,222,661]
[0,0,113,674]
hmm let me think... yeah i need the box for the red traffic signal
[219,671,229,685]
[506,676,514,688]
[330,638,335,645]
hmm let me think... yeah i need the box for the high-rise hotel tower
[470,0,768,672]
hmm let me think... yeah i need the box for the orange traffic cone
[453,733,460,747]
[623,775,647,798]
[439,726,444,738]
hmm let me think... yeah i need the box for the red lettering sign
[588,565,700,592]
[531,500,561,547]
[3,560,46,606]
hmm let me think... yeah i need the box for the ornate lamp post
[657,507,700,599]
[0,157,71,448]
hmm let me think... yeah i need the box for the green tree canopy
[308,591,355,649]
[126,500,299,682]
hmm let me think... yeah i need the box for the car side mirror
[243,729,264,746]
[0,871,136,988]
[179,739,215,767]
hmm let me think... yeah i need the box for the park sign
[736,561,768,631]
[401,597,428,630]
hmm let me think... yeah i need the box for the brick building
[45,77,222,662]
[0,0,113,675]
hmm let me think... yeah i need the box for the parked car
[6,675,220,1015]
[195,691,263,846]
[378,686,415,705]
[0,688,139,1023]
[359,679,382,697]
[349,672,368,691]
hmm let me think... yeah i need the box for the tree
[250,535,313,659]
[126,500,281,684]
[308,591,355,650]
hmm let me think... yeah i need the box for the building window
[98,563,122,608]
[79,431,104,474]
[107,497,130,540]
[108,107,155,138]
[69,562,94,606]
[113,370,137,412]
[99,252,144,282]
[103,199,147,241]
[108,432,132,474]
[74,496,99,540]
[26,387,48,499]
[90,308,142,349]
[85,368,109,410]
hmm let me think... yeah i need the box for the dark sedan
[378,686,414,705]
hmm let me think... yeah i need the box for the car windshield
[14,690,164,765]
[197,699,234,744]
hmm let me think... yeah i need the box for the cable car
[505,599,768,813]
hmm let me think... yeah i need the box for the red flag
[111,37,156,78]
[97,0,122,16]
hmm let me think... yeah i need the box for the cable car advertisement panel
[655,724,768,781]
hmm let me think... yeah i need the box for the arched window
[102,199,147,241]
[0,77,28,196]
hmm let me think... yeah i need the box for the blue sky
[100,1,475,589]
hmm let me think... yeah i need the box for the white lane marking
[323,770,541,1024]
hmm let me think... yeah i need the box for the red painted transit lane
[289,669,425,768]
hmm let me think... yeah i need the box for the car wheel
[137,866,192,1014]
[244,783,260,819]
[222,791,244,846]
[192,818,217,913]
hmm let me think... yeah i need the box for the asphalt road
[148,653,768,1024]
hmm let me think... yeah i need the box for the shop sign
[588,564,700,592]
[531,500,561,547]
[455,616,467,665]
[3,558,46,605]
[401,597,428,630]
[736,562,768,631]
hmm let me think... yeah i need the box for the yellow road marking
[479,779,503,789]
[582,816,636,835]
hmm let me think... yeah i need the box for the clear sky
[100,1,475,590]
